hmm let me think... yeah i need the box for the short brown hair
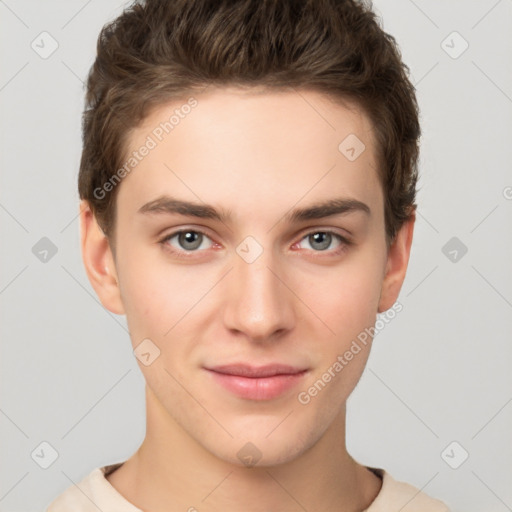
[78,0,420,250]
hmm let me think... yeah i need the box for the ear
[79,199,125,315]
[377,212,415,313]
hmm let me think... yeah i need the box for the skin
[80,87,415,512]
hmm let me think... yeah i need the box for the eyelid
[296,225,352,241]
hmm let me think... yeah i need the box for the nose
[222,243,296,343]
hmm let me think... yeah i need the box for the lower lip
[206,370,307,400]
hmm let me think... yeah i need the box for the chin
[202,421,320,469]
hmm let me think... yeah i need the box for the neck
[107,385,382,512]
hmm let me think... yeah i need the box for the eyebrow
[137,195,371,223]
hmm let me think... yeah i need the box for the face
[86,87,409,467]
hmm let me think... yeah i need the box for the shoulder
[364,467,451,512]
[45,463,141,512]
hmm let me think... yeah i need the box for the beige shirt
[46,463,451,511]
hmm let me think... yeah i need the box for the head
[79,0,419,467]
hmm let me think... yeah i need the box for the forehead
[116,87,382,226]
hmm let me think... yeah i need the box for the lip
[204,364,308,400]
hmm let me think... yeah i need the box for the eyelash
[158,228,353,260]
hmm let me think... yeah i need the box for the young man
[47,0,450,510]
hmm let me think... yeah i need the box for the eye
[159,228,352,259]
[160,229,214,256]
[294,230,351,255]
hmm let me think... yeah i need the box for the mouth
[204,363,309,400]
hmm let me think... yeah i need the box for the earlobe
[79,200,125,315]
[377,213,415,313]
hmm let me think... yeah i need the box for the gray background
[1,1,511,511]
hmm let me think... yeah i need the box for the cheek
[306,255,383,338]
[294,251,383,398]
[116,247,216,343]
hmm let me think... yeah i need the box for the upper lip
[206,364,307,378]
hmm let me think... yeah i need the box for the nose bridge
[223,236,295,340]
